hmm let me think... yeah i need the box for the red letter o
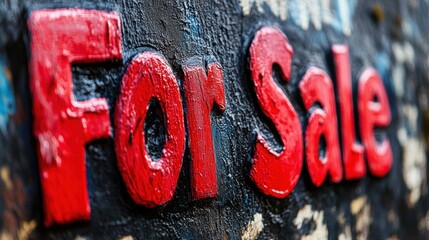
[115,52,185,207]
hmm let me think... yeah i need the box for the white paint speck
[0,166,12,190]
[239,0,355,35]
[402,104,419,133]
[120,236,134,240]
[403,138,426,207]
[242,213,264,240]
[338,225,352,240]
[293,205,328,240]
[350,196,371,240]
[392,42,415,67]
[240,0,288,20]
[392,64,405,97]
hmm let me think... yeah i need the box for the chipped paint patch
[242,213,264,240]
[351,196,367,215]
[240,0,288,20]
[293,205,328,240]
[356,212,371,239]
[338,224,352,240]
[392,64,405,98]
[0,55,16,134]
[402,104,419,133]
[17,220,37,240]
[119,236,133,240]
[350,196,371,240]
[0,166,12,190]
[392,42,415,98]
[403,138,426,207]
[1,220,37,240]
[337,212,351,240]
[239,0,355,35]
[392,42,415,67]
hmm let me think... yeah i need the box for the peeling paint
[0,166,12,190]
[240,0,288,20]
[350,196,371,240]
[350,196,367,215]
[338,224,352,240]
[392,42,415,67]
[337,212,352,240]
[17,220,37,240]
[356,212,370,239]
[1,220,37,240]
[392,42,415,98]
[293,205,328,240]
[242,213,264,240]
[403,138,426,207]
[119,236,133,240]
[392,64,405,98]
[402,104,419,133]
[239,0,355,35]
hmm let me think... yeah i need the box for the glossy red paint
[249,27,303,198]
[358,68,392,177]
[332,45,366,180]
[115,52,185,207]
[28,9,122,226]
[299,67,343,187]
[182,59,226,200]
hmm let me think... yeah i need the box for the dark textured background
[1,0,429,239]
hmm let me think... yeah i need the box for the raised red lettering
[28,9,122,226]
[332,45,365,180]
[115,52,185,207]
[182,57,226,200]
[299,67,342,186]
[249,27,303,198]
[358,68,392,177]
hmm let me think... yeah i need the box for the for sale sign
[1,0,429,239]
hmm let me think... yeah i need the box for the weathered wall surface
[1,0,429,239]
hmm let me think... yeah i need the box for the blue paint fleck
[184,11,205,52]
[0,55,16,134]
[375,52,397,116]
[375,52,390,81]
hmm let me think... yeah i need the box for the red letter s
[249,27,303,198]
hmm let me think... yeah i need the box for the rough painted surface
[1,0,429,239]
